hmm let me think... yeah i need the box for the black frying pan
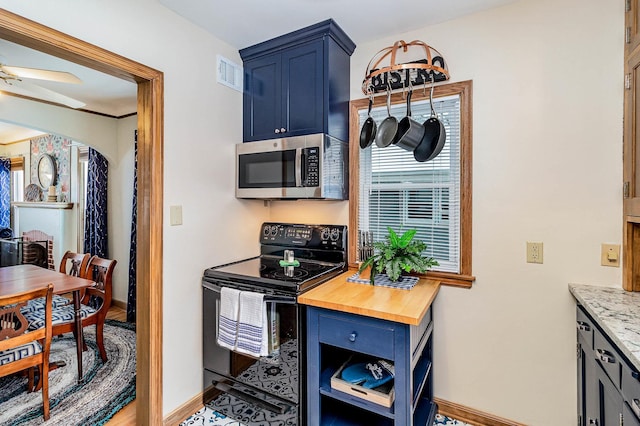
[376,88,398,148]
[414,82,446,162]
[359,94,377,149]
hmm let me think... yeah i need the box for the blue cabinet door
[243,54,282,142]
[243,39,323,142]
[282,39,324,138]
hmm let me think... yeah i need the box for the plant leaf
[398,229,416,248]
[387,227,399,248]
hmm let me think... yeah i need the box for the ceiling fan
[0,63,85,109]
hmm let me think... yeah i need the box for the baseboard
[112,299,127,310]
[162,393,526,426]
[163,391,205,426]
[434,397,527,426]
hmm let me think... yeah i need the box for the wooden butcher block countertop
[298,270,440,325]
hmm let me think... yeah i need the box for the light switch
[601,244,620,267]
[169,205,182,226]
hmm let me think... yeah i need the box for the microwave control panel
[303,147,320,187]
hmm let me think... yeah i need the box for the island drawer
[576,306,594,349]
[317,310,395,359]
[594,327,621,388]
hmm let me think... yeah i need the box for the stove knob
[263,225,271,237]
[320,227,330,240]
[330,228,340,241]
[270,226,278,236]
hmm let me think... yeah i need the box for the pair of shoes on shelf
[341,359,394,389]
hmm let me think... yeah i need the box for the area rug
[0,319,136,425]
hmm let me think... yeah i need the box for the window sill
[424,271,474,288]
[347,262,475,289]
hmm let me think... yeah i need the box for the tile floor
[180,405,472,425]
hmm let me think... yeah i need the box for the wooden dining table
[0,264,96,382]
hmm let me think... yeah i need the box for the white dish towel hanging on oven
[217,287,241,351]
[236,291,269,357]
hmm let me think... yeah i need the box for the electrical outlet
[527,242,543,264]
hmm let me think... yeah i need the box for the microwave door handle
[295,148,303,187]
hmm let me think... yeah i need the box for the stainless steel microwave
[236,134,348,200]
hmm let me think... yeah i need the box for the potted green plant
[358,227,438,283]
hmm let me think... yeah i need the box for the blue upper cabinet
[240,19,356,142]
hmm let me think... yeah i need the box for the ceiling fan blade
[0,78,85,109]
[1,65,82,84]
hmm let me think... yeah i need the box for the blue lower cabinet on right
[306,306,437,425]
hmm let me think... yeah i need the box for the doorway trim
[0,9,164,425]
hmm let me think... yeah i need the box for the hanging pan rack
[361,39,450,96]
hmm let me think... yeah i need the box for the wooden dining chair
[60,251,91,277]
[22,251,91,314]
[0,284,53,420]
[23,256,117,363]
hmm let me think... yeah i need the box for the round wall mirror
[37,154,57,189]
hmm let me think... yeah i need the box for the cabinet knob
[596,348,616,364]
[274,128,280,134]
[588,418,598,425]
[349,332,357,342]
[280,127,287,133]
[577,321,590,332]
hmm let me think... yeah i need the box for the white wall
[0,0,269,415]
[0,96,118,162]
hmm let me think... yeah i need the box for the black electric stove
[202,222,348,425]
[203,222,348,294]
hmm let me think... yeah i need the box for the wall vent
[217,55,243,92]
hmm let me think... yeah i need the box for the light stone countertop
[569,283,640,371]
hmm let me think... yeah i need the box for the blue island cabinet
[306,306,437,425]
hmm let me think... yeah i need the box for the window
[10,157,24,203]
[349,80,473,287]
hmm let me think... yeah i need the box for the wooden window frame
[348,80,474,288]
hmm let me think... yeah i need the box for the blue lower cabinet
[306,307,436,425]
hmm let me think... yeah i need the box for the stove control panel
[260,222,347,250]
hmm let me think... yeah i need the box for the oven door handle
[203,281,297,304]
[213,381,293,414]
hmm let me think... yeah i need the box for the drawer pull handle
[349,332,357,342]
[577,321,591,332]
[596,348,616,364]
[633,399,640,418]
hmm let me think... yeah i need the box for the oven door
[203,281,300,415]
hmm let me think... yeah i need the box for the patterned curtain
[84,148,108,258]
[126,132,138,323]
[0,157,10,229]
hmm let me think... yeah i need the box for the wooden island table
[300,271,441,425]
[0,264,96,381]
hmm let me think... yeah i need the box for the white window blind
[358,94,461,273]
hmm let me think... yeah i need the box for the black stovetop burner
[209,255,339,283]
[203,222,348,294]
